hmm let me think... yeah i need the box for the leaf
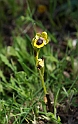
[0,54,14,71]
[0,83,3,92]
[7,46,17,56]
[45,55,59,63]
[0,70,7,82]
[15,36,26,52]
[15,71,27,83]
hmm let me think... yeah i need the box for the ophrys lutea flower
[37,58,44,68]
[32,32,49,49]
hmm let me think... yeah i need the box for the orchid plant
[32,31,49,94]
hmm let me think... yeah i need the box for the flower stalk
[38,68,47,94]
[32,32,49,94]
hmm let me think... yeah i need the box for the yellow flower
[37,5,47,14]
[32,32,49,49]
[37,58,44,68]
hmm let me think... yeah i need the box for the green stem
[54,88,60,118]
[39,69,47,94]
[35,49,39,66]
[34,49,47,94]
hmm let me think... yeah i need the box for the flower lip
[36,38,43,45]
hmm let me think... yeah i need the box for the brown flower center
[36,38,43,45]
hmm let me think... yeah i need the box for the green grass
[0,0,78,124]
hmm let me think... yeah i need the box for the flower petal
[41,32,47,39]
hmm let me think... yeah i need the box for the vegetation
[0,0,78,124]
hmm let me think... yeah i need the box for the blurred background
[0,0,78,46]
[0,0,78,124]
